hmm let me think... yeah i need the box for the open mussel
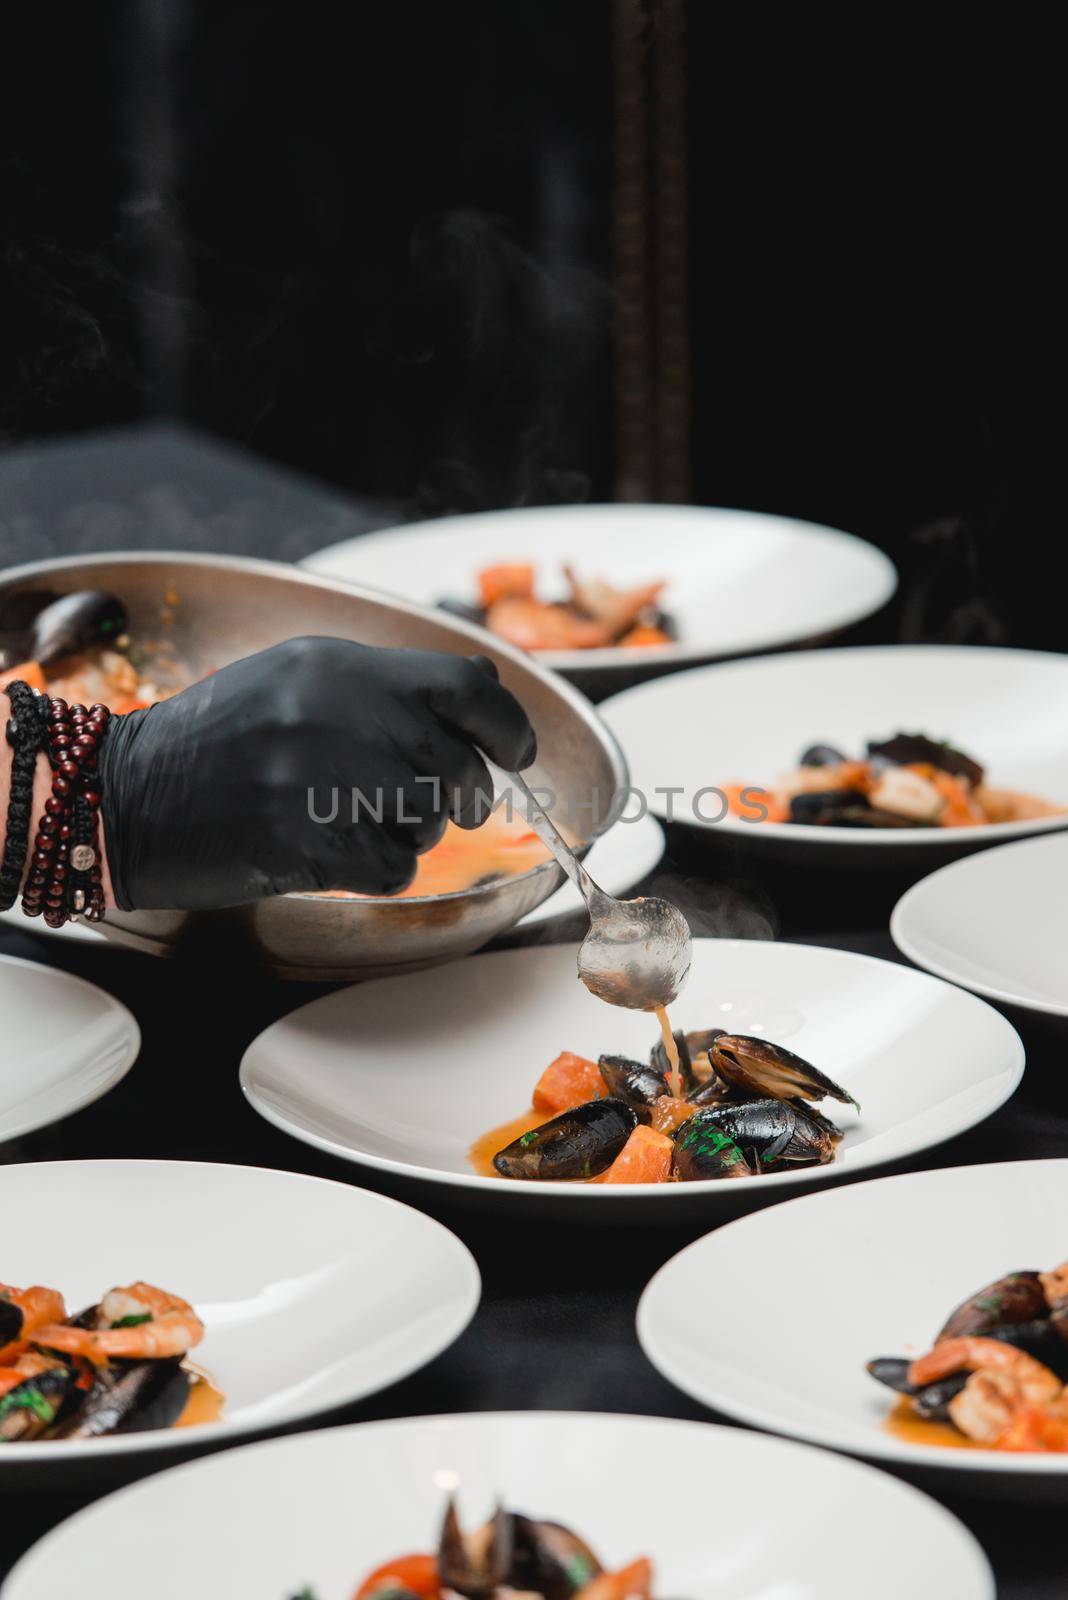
[650,1030,698,1095]
[598,1055,668,1119]
[788,790,921,829]
[865,1358,968,1421]
[799,743,848,767]
[937,1270,1047,1340]
[510,1516,602,1600]
[493,1099,636,1181]
[710,1034,858,1111]
[439,1498,514,1597]
[866,732,984,787]
[0,1362,75,1442]
[0,1302,23,1346]
[54,1356,191,1439]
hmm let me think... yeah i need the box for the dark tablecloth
[2,428,1065,1597]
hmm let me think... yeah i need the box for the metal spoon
[509,770,692,1010]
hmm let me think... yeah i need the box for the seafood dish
[291,1496,657,1600]
[472,1026,856,1184]
[724,732,1063,828]
[0,587,551,898]
[439,564,672,652]
[868,1258,1068,1452]
[0,1280,219,1442]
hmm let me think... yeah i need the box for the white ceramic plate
[0,816,664,947]
[240,938,1023,1218]
[1,1411,993,1600]
[0,955,139,1143]
[600,645,1068,853]
[301,503,897,674]
[892,831,1068,1017]
[639,1159,1068,1494]
[0,1161,479,1482]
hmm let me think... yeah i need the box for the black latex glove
[98,636,537,910]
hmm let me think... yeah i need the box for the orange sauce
[653,1004,682,1098]
[469,1110,547,1178]
[325,811,550,900]
[883,1397,981,1451]
[176,1370,226,1428]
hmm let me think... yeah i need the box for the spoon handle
[508,770,607,912]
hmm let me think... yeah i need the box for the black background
[3,6,1063,648]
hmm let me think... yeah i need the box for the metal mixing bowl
[0,553,627,978]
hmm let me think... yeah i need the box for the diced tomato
[533,1052,606,1115]
[650,1095,697,1135]
[0,660,47,691]
[921,767,985,827]
[477,563,536,608]
[354,1553,439,1600]
[721,783,786,823]
[576,1557,654,1600]
[599,1125,673,1184]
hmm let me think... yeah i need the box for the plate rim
[239,937,1025,1203]
[600,642,1068,847]
[891,831,1068,1017]
[637,1155,1068,1477]
[300,502,898,672]
[0,952,141,1142]
[0,1408,995,1600]
[0,1158,481,1463]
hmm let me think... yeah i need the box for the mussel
[789,791,921,829]
[680,1027,726,1079]
[799,743,848,767]
[650,1029,698,1094]
[54,1357,191,1439]
[865,1358,968,1421]
[686,1099,836,1174]
[598,1055,668,1119]
[937,1270,1047,1341]
[493,1099,637,1181]
[0,1301,23,1346]
[671,1114,749,1181]
[866,732,984,788]
[0,1364,75,1443]
[439,1499,514,1597]
[510,1516,602,1600]
[0,589,127,669]
[710,1034,858,1111]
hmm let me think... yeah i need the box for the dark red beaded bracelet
[21,697,110,926]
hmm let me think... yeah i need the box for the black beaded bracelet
[0,682,52,911]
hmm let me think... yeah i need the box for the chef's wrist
[0,732,115,914]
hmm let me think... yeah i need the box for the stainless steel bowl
[0,552,628,978]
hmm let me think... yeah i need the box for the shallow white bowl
[0,1411,993,1600]
[240,938,1024,1218]
[892,831,1068,1017]
[600,645,1068,855]
[301,503,896,674]
[639,1159,1068,1495]
[0,1161,479,1482]
[0,955,139,1143]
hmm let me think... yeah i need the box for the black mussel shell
[671,1112,750,1181]
[685,1074,737,1107]
[0,1364,75,1442]
[510,1516,602,1600]
[493,1099,637,1181]
[866,732,984,788]
[650,1029,697,1094]
[800,743,849,767]
[788,1097,843,1142]
[711,1034,858,1110]
[694,1098,836,1173]
[865,1358,967,1421]
[437,597,488,626]
[0,1301,23,1345]
[937,1271,1046,1341]
[55,1356,191,1438]
[682,1027,726,1077]
[789,789,870,827]
[29,590,128,668]
[969,1318,1068,1381]
[439,1499,514,1598]
[598,1055,668,1119]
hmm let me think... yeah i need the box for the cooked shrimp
[995,1396,1068,1453]
[563,567,664,638]
[909,1336,1063,1445]
[485,597,611,652]
[867,766,944,823]
[31,1282,204,1366]
[0,1285,67,1362]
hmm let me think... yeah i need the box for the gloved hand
[98,637,537,909]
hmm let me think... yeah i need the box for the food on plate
[723,732,1064,828]
[439,564,673,652]
[289,1495,656,1600]
[0,587,553,898]
[0,1279,220,1441]
[867,1259,1068,1451]
[471,1026,857,1184]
